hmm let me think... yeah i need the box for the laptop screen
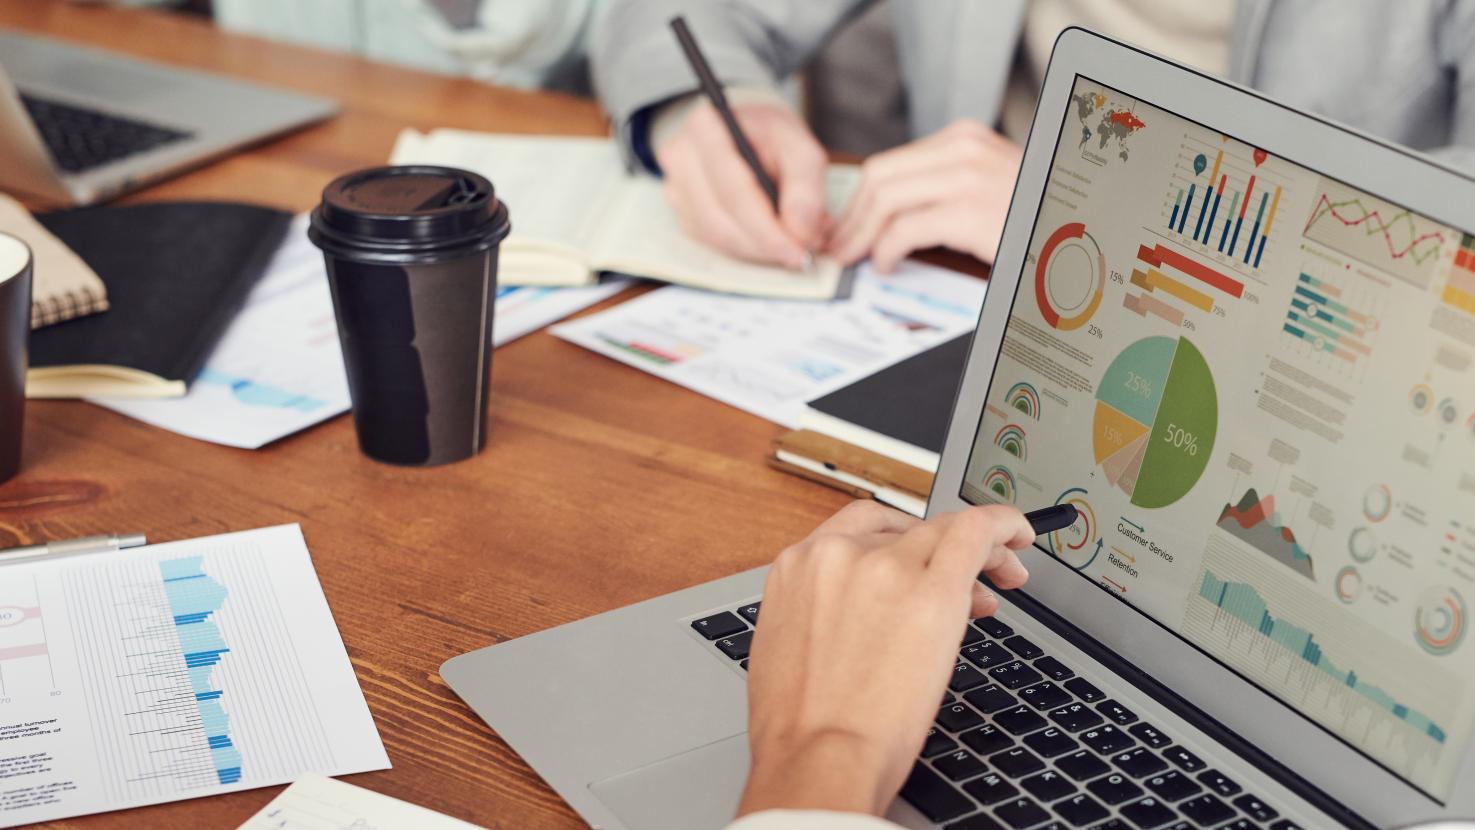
[961,74,1475,801]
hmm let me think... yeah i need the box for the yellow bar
[1207,150,1223,190]
[1130,269,1150,289]
[1146,268,1215,311]
[1261,185,1283,236]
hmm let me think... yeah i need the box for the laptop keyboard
[690,604,1306,830]
[20,93,193,173]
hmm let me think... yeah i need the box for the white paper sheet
[238,774,481,830]
[552,261,987,427]
[0,525,389,828]
[91,216,629,449]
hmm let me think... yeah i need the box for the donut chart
[1092,336,1217,509]
[1046,488,1100,571]
[1035,222,1105,331]
[1415,586,1467,656]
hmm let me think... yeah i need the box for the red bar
[1238,175,1257,219]
[1136,244,1245,298]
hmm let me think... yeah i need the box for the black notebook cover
[806,334,972,454]
[30,201,292,385]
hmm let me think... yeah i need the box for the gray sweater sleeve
[591,0,874,168]
[1432,0,1475,173]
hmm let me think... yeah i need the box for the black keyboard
[690,603,1306,830]
[20,93,193,173]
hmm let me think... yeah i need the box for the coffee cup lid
[310,165,509,256]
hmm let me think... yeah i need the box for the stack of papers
[553,260,987,427]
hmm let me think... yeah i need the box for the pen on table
[669,15,816,272]
[0,533,148,566]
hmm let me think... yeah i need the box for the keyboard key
[1064,677,1105,702]
[996,705,1049,735]
[962,641,1014,669]
[944,816,1005,830]
[1195,769,1241,797]
[1220,821,1259,830]
[1111,747,1168,778]
[1144,770,1201,801]
[737,602,761,624]
[1085,773,1143,805]
[1002,635,1044,659]
[963,771,1019,805]
[1034,655,1074,681]
[1023,726,1079,758]
[976,617,1014,638]
[962,624,986,646]
[961,724,1015,756]
[1080,725,1135,755]
[1021,769,1076,801]
[1177,794,1235,825]
[951,662,989,692]
[1055,749,1110,781]
[994,796,1051,828]
[1095,700,1138,725]
[934,749,987,781]
[989,746,1046,778]
[900,762,976,822]
[964,683,1018,714]
[923,727,960,758]
[715,631,753,660]
[1161,746,1205,772]
[1270,821,1307,830]
[938,702,986,733]
[1049,702,1105,732]
[1233,793,1279,822]
[1128,722,1171,749]
[1119,796,1177,828]
[1019,681,1073,711]
[1053,793,1109,826]
[1085,821,1127,829]
[990,662,1045,689]
[690,612,746,640]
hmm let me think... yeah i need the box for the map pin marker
[1193,154,1207,176]
[1253,148,1268,166]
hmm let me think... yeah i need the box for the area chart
[1092,336,1217,508]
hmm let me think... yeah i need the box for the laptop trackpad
[589,733,750,830]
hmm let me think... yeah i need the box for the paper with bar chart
[964,74,1475,798]
[0,526,387,827]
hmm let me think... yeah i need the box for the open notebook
[0,193,108,328]
[390,129,859,300]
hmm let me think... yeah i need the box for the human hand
[827,119,1023,273]
[736,500,1035,817]
[654,100,828,269]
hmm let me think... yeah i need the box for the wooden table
[0,3,865,828]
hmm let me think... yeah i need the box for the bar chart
[159,556,242,786]
[1123,243,1245,329]
[1441,233,1475,316]
[1164,139,1285,273]
[1281,272,1378,367]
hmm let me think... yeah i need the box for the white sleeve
[726,809,905,830]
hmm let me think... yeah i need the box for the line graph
[1302,179,1451,288]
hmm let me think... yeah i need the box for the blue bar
[1194,185,1214,241]
[196,690,223,701]
[1244,192,1268,264]
[163,573,206,583]
[1229,216,1244,256]
[1178,185,1196,233]
[1203,191,1223,244]
[1169,189,1183,229]
[1253,234,1268,268]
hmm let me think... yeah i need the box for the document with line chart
[0,525,388,827]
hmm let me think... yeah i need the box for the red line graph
[1303,194,1447,264]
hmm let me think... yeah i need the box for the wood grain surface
[0,4,981,827]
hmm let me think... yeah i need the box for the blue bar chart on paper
[160,556,242,786]
[1182,539,1460,782]
[0,526,388,828]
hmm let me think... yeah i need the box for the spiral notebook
[0,193,108,328]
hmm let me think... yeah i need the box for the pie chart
[1035,222,1105,331]
[1092,336,1217,508]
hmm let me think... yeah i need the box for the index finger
[923,506,1035,587]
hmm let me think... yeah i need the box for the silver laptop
[443,28,1475,830]
[0,29,336,205]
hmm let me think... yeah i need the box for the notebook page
[590,165,860,300]
[0,193,108,328]
[238,774,481,829]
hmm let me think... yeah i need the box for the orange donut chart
[1035,222,1106,331]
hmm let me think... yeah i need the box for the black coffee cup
[309,166,511,466]
[0,232,32,484]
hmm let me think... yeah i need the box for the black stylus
[1025,504,1079,535]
